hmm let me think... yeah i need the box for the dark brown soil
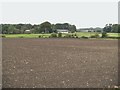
[2,38,118,88]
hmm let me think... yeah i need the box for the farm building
[77,27,103,32]
[57,29,69,33]
[77,28,95,32]
[25,30,31,34]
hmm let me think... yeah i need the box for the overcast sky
[1,1,118,28]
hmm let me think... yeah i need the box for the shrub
[50,33,57,38]
[101,32,108,38]
[2,35,6,38]
[74,33,77,36]
[38,35,41,38]
[71,34,74,38]
[90,34,100,38]
[58,33,62,38]
[81,36,89,39]
[74,34,78,38]
[75,36,78,38]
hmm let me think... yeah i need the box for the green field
[2,34,50,38]
[1,32,120,38]
[76,32,120,38]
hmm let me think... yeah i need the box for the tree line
[103,24,120,33]
[1,21,76,34]
[0,21,120,34]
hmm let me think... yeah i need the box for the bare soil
[2,38,118,88]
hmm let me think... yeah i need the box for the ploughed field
[2,38,118,88]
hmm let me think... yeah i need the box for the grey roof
[57,29,69,32]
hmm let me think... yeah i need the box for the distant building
[57,29,69,33]
[25,30,31,34]
[77,27,103,32]
[77,28,95,32]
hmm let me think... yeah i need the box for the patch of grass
[3,34,50,38]
[90,33,100,38]
[76,32,120,38]
[76,32,98,37]
[1,35,6,38]
[107,33,120,37]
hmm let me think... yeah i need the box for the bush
[50,33,57,38]
[74,33,77,36]
[58,33,62,37]
[2,35,6,38]
[90,34,100,38]
[38,35,41,38]
[81,36,89,39]
[101,32,108,38]
[75,36,78,38]
[74,34,78,38]
[71,34,75,38]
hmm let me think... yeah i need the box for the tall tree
[40,21,52,33]
[69,25,76,33]
[112,24,118,33]
[103,24,112,32]
[8,25,16,34]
